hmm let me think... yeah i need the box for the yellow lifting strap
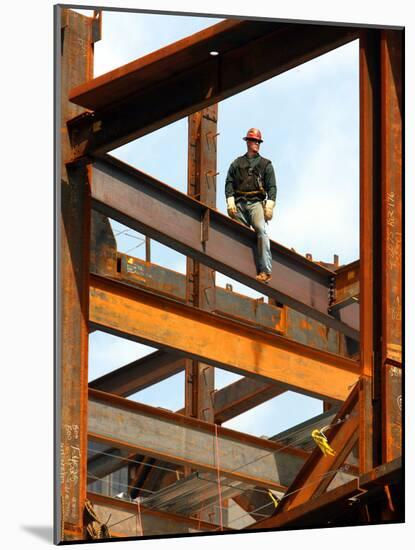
[311,429,336,457]
[268,490,280,509]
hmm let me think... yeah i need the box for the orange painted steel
[58,7,94,540]
[248,457,401,529]
[359,31,379,474]
[67,23,359,157]
[380,30,402,463]
[89,273,359,402]
[266,386,359,518]
[333,260,360,307]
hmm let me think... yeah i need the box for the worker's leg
[247,201,272,275]
[233,200,251,228]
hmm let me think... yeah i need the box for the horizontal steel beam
[90,350,286,422]
[116,253,355,355]
[87,491,221,536]
[88,388,307,491]
[67,21,358,155]
[213,377,285,424]
[90,156,358,340]
[249,457,402,529]
[89,274,359,401]
[89,350,186,395]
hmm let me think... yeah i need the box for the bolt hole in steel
[210,51,219,56]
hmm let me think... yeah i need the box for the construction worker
[225,128,277,283]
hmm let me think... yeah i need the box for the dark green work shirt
[225,153,277,202]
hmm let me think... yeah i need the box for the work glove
[264,200,275,221]
[226,196,238,219]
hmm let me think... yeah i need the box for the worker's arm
[264,162,277,221]
[225,162,238,218]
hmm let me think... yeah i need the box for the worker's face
[246,138,261,155]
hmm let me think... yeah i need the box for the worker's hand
[226,196,238,219]
[264,200,275,221]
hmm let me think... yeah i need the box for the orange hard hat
[243,128,263,143]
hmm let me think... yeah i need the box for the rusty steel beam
[213,378,285,424]
[268,386,359,517]
[90,155,359,340]
[57,7,95,541]
[89,350,186,396]
[89,273,359,402]
[67,21,358,156]
[87,375,287,484]
[359,30,382,474]
[88,388,307,491]
[248,457,402,530]
[330,260,360,314]
[87,492,221,536]
[90,210,117,278]
[185,106,218,426]
[177,377,286,422]
[380,30,403,463]
[89,351,285,421]
[107,252,355,357]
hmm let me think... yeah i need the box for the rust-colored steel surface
[380,30,402,463]
[58,7,94,540]
[89,349,186,395]
[90,155,359,339]
[332,260,360,310]
[264,386,359,519]
[249,457,401,530]
[213,377,285,424]
[89,274,359,402]
[87,492,222,534]
[67,22,358,157]
[58,10,404,538]
[88,388,307,490]
[185,106,218,425]
[359,30,381,474]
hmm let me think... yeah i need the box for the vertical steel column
[57,8,97,541]
[359,30,381,473]
[185,106,218,424]
[380,30,403,462]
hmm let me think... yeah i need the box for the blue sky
[80,9,360,436]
